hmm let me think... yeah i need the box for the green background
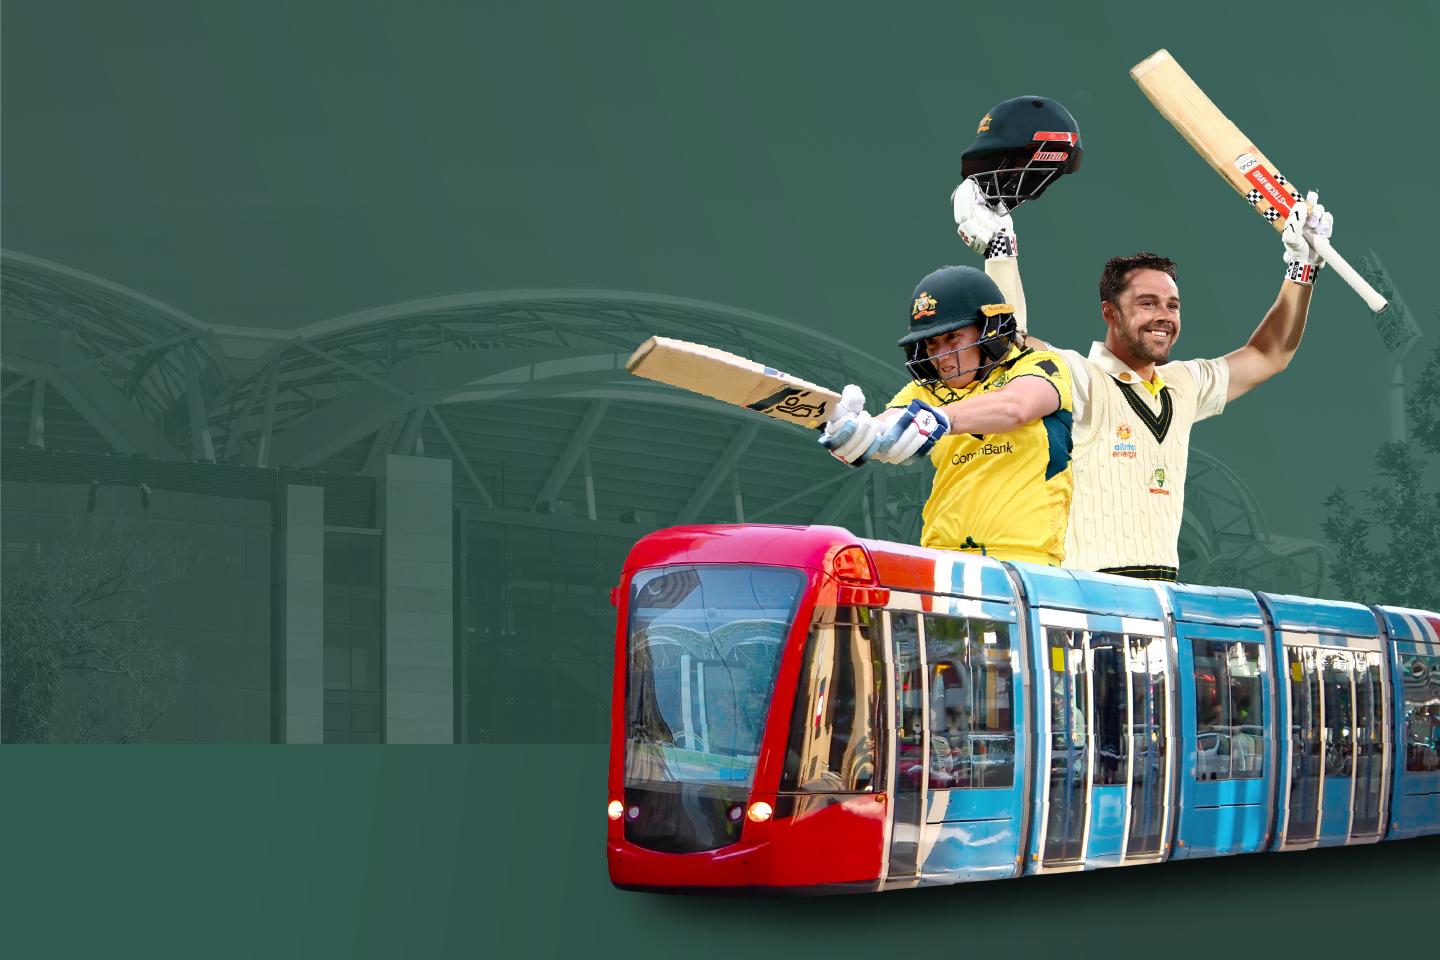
[3,2,1436,954]
[4,747,1438,956]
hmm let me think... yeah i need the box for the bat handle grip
[1308,234,1388,313]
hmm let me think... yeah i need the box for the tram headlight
[746,801,773,823]
[607,800,624,820]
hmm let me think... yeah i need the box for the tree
[1322,334,1440,608]
[1,511,189,743]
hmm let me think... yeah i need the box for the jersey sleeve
[1008,349,1073,414]
[1056,348,1089,425]
[1180,356,1230,421]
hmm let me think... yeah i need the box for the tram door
[1126,635,1170,858]
[1043,629,1087,864]
[1284,643,1389,845]
[1352,651,1387,837]
[1284,647,1322,842]
[1043,628,1171,866]
[886,610,1022,883]
[887,612,924,880]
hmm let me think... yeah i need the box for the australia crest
[913,292,938,320]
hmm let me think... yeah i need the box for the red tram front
[607,523,925,895]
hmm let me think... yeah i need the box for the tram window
[1321,652,1355,781]
[924,615,1015,789]
[625,565,804,787]
[1402,654,1440,773]
[1090,636,1127,786]
[780,608,885,793]
[1192,640,1264,781]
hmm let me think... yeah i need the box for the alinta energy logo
[1148,467,1170,496]
[1113,423,1136,459]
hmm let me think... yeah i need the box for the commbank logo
[951,441,1013,465]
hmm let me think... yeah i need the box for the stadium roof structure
[0,248,1330,590]
[0,249,928,537]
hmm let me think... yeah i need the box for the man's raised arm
[1225,195,1332,401]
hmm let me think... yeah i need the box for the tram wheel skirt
[611,879,883,898]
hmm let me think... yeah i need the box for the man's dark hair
[1099,253,1178,305]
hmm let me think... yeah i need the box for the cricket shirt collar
[1088,341,1166,397]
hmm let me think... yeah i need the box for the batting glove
[953,179,1017,259]
[1282,191,1334,285]
[818,384,882,467]
[872,399,950,466]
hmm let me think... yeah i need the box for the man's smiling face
[1104,267,1181,366]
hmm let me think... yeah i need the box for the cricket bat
[1131,49,1387,313]
[626,336,841,429]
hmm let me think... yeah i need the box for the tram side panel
[1374,607,1440,840]
[764,601,890,891]
[1002,565,1174,874]
[1256,594,1392,850]
[1161,585,1276,860]
[863,544,1032,888]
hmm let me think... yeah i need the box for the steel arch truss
[1,252,927,538]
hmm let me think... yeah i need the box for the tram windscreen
[625,565,806,787]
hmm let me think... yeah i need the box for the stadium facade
[0,249,1328,743]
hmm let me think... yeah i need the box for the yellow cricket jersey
[888,346,1074,566]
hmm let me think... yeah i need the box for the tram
[605,524,1440,895]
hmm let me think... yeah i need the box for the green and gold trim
[1098,564,1178,582]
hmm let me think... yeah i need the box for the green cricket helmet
[900,265,1018,387]
[962,96,1082,212]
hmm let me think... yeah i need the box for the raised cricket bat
[626,336,841,429]
[1131,49,1387,313]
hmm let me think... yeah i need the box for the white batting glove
[1282,191,1334,285]
[818,384,881,467]
[872,399,951,466]
[953,179,1017,259]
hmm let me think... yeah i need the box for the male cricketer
[819,263,1075,566]
[949,157,1335,581]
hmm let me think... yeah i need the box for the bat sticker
[748,389,830,421]
[771,394,829,420]
[748,387,828,420]
[1232,152,1295,218]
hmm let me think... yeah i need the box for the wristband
[985,232,1018,259]
[1285,259,1320,285]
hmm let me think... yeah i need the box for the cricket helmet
[900,265,1019,388]
[961,96,1083,211]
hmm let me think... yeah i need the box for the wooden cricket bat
[1131,49,1387,313]
[626,336,841,429]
